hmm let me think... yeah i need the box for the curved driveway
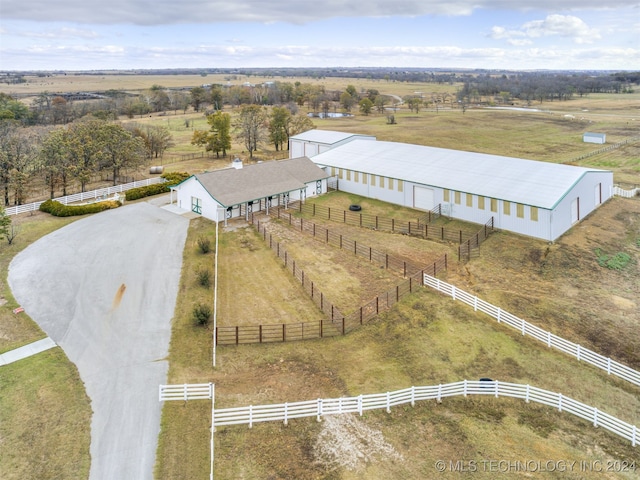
[8,202,189,480]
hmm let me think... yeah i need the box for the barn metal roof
[289,129,375,145]
[192,157,329,207]
[312,140,609,210]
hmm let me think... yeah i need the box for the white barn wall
[174,178,223,222]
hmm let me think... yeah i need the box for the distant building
[294,130,613,242]
[583,132,606,144]
[289,129,375,158]
[171,157,328,223]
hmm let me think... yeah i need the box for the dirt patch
[111,283,126,310]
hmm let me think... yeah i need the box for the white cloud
[2,0,638,25]
[491,14,601,45]
[18,27,99,39]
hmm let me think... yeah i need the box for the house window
[478,197,485,210]
[354,171,359,182]
[454,191,461,205]
[346,170,351,181]
[466,193,473,207]
[388,178,394,190]
[530,206,539,222]
[191,196,202,215]
[490,198,498,212]
[379,176,385,188]
[362,173,368,184]
[503,201,511,216]
[397,180,403,192]
[516,203,524,218]
[443,190,450,202]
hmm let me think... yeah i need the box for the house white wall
[174,177,224,222]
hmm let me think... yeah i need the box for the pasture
[0,73,638,479]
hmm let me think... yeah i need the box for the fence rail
[213,379,638,446]
[613,185,640,198]
[5,177,164,216]
[423,274,640,387]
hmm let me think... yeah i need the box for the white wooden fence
[423,274,640,387]
[613,185,639,198]
[5,177,164,216]
[213,380,638,446]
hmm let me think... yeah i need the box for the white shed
[289,129,375,158]
[583,132,606,144]
[311,139,613,242]
[172,157,329,223]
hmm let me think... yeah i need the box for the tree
[339,91,356,112]
[288,114,315,139]
[144,125,174,160]
[40,127,72,197]
[268,107,291,151]
[0,204,10,241]
[99,123,146,185]
[190,87,207,112]
[0,121,41,205]
[191,111,231,158]
[66,119,108,192]
[234,105,266,159]
[359,98,373,116]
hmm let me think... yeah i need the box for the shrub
[39,199,121,217]
[595,248,632,270]
[124,172,191,201]
[192,303,212,326]
[197,236,211,254]
[197,269,211,288]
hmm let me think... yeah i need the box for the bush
[192,303,212,326]
[197,236,211,254]
[124,172,191,201]
[197,269,211,288]
[39,199,121,217]
[595,248,632,270]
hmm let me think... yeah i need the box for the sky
[1,0,639,71]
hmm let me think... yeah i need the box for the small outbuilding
[583,132,606,144]
[289,129,375,158]
[171,157,329,223]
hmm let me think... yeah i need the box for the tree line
[0,116,172,205]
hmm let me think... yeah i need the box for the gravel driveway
[8,201,190,480]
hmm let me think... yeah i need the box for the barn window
[454,191,461,205]
[370,173,375,186]
[338,169,344,179]
[466,193,473,207]
[530,206,539,221]
[379,176,385,188]
[516,203,524,218]
[362,173,368,184]
[331,167,336,176]
[388,178,394,190]
[354,171,359,182]
[478,197,485,210]
[490,199,498,212]
[346,170,351,181]
[443,190,450,202]
[397,180,403,192]
[503,201,511,215]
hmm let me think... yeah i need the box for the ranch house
[171,157,329,223]
[291,131,613,242]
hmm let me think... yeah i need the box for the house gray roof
[312,140,610,210]
[192,157,329,207]
[289,129,375,145]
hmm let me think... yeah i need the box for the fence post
[360,307,363,325]
[259,325,263,343]
[328,207,331,220]
[215,327,218,345]
[283,324,286,342]
[342,317,345,335]
[320,319,323,338]
[235,326,239,345]
[392,218,395,232]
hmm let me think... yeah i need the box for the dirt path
[8,202,190,480]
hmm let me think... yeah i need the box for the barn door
[570,198,580,223]
[594,183,602,205]
[413,186,435,211]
